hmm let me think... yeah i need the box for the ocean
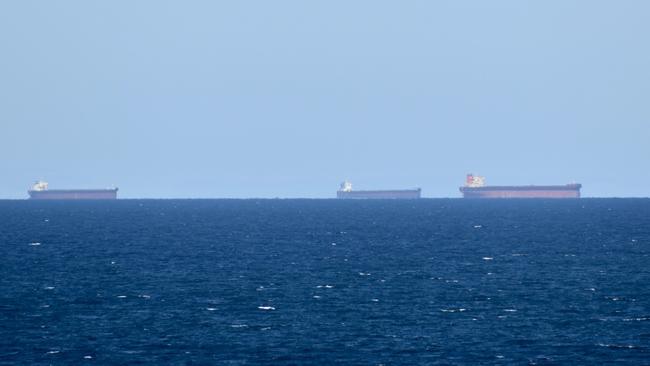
[1,199,649,365]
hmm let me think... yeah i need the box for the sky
[1,1,649,198]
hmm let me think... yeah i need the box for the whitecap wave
[622,317,650,322]
[441,308,467,313]
[597,343,638,349]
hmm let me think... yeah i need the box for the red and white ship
[459,174,581,199]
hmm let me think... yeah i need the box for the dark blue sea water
[1,199,649,365]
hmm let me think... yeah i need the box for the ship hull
[337,189,421,199]
[28,189,118,200]
[460,184,581,199]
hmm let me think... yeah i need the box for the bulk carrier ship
[336,181,421,199]
[459,174,581,199]
[28,181,118,200]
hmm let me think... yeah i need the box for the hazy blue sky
[1,1,648,198]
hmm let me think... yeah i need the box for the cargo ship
[28,181,118,200]
[459,174,581,199]
[336,181,421,199]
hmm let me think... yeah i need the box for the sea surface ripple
[1,199,649,365]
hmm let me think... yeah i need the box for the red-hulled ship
[28,181,118,200]
[459,174,581,199]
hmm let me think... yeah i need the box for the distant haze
[1,1,648,198]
